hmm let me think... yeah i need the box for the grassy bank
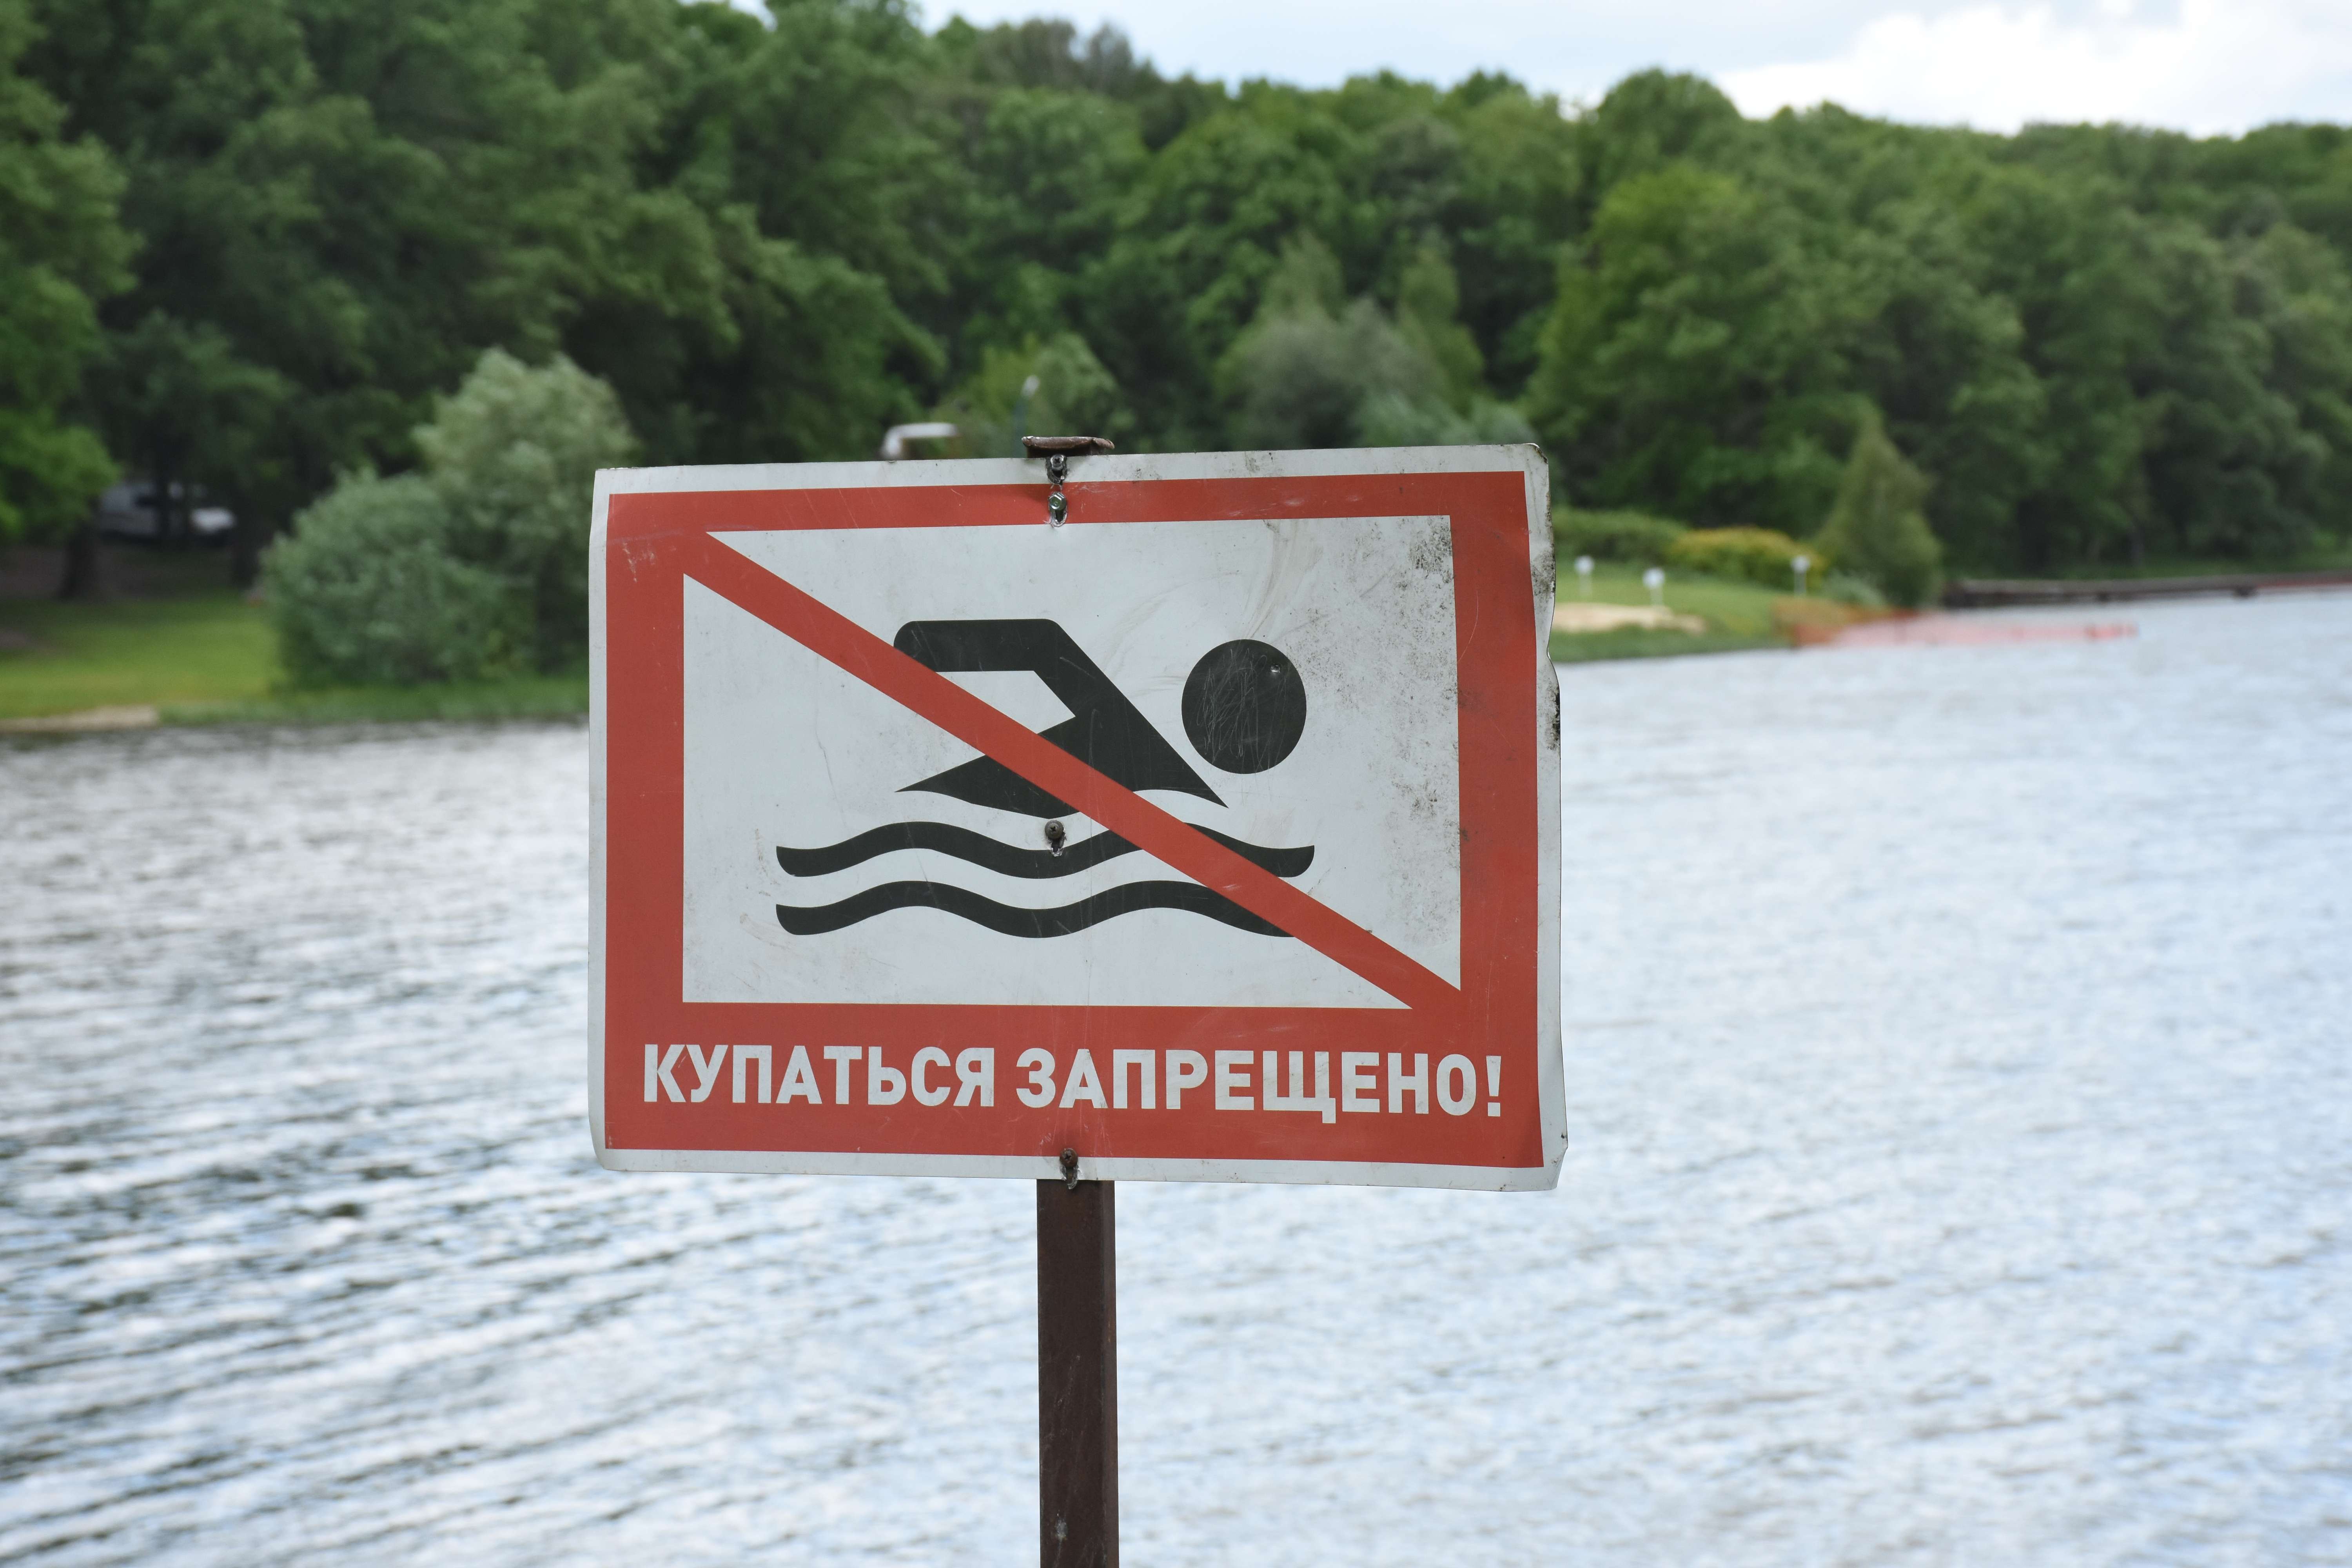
[2,552,588,727]
[1550,560,1802,662]
[163,676,588,726]
[3,552,1792,728]
[0,590,278,720]
[0,539,1958,730]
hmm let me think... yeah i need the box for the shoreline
[9,548,2346,734]
[0,679,592,735]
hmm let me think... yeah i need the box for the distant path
[1945,569,2352,607]
[0,704,158,733]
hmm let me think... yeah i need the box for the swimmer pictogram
[774,619,1313,936]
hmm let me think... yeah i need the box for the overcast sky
[925,0,2352,135]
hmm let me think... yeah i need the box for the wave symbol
[774,823,1313,937]
[777,822,1311,879]
[777,880,1282,937]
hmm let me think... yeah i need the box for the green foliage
[1087,91,1370,446]
[1666,526,1822,589]
[941,332,1131,456]
[18,5,2352,587]
[23,0,935,576]
[0,0,131,546]
[265,351,632,685]
[1216,232,1526,449]
[266,475,519,686]
[417,350,635,671]
[1221,299,1433,449]
[1079,71,1580,446]
[1552,506,1688,563]
[169,675,588,727]
[92,313,287,541]
[1815,414,1944,607]
[1527,84,2352,570]
[1821,570,1886,608]
[1525,162,1849,535]
[1438,77,1585,394]
[1394,244,1484,407]
[1571,71,1746,203]
[1353,391,1535,448]
[935,18,1224,151]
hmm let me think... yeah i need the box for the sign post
[1038,1154,1116,1566]
[589,444,1563,1561]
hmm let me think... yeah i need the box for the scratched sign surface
[590,446,1563,1189]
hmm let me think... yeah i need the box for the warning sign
[589,447,1562,1189]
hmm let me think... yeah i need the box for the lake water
[4,592,2348,1565]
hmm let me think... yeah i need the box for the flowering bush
[1665,526,1824,589]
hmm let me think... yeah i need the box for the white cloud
[1720,0,2352,133]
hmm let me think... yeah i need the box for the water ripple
[4,594,2350,1563]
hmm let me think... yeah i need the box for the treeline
[6,0,2352,584]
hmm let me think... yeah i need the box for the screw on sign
[588,442,1564,1565]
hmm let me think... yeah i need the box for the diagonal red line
[683,532,1460,1014]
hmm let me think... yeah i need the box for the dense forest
[7,0,2352,581]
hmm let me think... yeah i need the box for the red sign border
[588,450,1563,1190]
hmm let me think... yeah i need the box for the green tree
[29,0,671,577]
[1216,232,1530,450]
[1085,87,1370,445]
[1816,411,1943,606]
[628,0,950,464]
[1961,165,2151,568]
[935,18,1223,151]
[0,0,131,579]
[1394,243,1484,407]
[1442,75,1583,393]
[1526,163,1852,531]
[938,85,1147,369]
[2237,222,2352,539]
[27,0,932,583]
[1831,199,2048,569]
[419,350,635,671]
[26,7,2352,586]
[937,330,1129,456]
[89,313,286,547]
[267,474,521,686]
[264,349,633,684]
[1570,70,1746,222]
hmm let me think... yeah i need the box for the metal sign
[588,446,1563,1190]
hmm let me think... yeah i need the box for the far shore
[6,541,2345,733]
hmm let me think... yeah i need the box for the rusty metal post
[1037,1153,1116,1567]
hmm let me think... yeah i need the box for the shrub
[1221,297,1440,450]
[1665,525,1824,589]
[1218,232,1523,452]
[1822,570,1886,608]
[419,350,636,672]
[265,350,635,686]
[1553,506,1687,563]
[940,331,1132,457]
[1816,412,1944,607]
[266,475,521,686]
[1355,391,1535,448]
